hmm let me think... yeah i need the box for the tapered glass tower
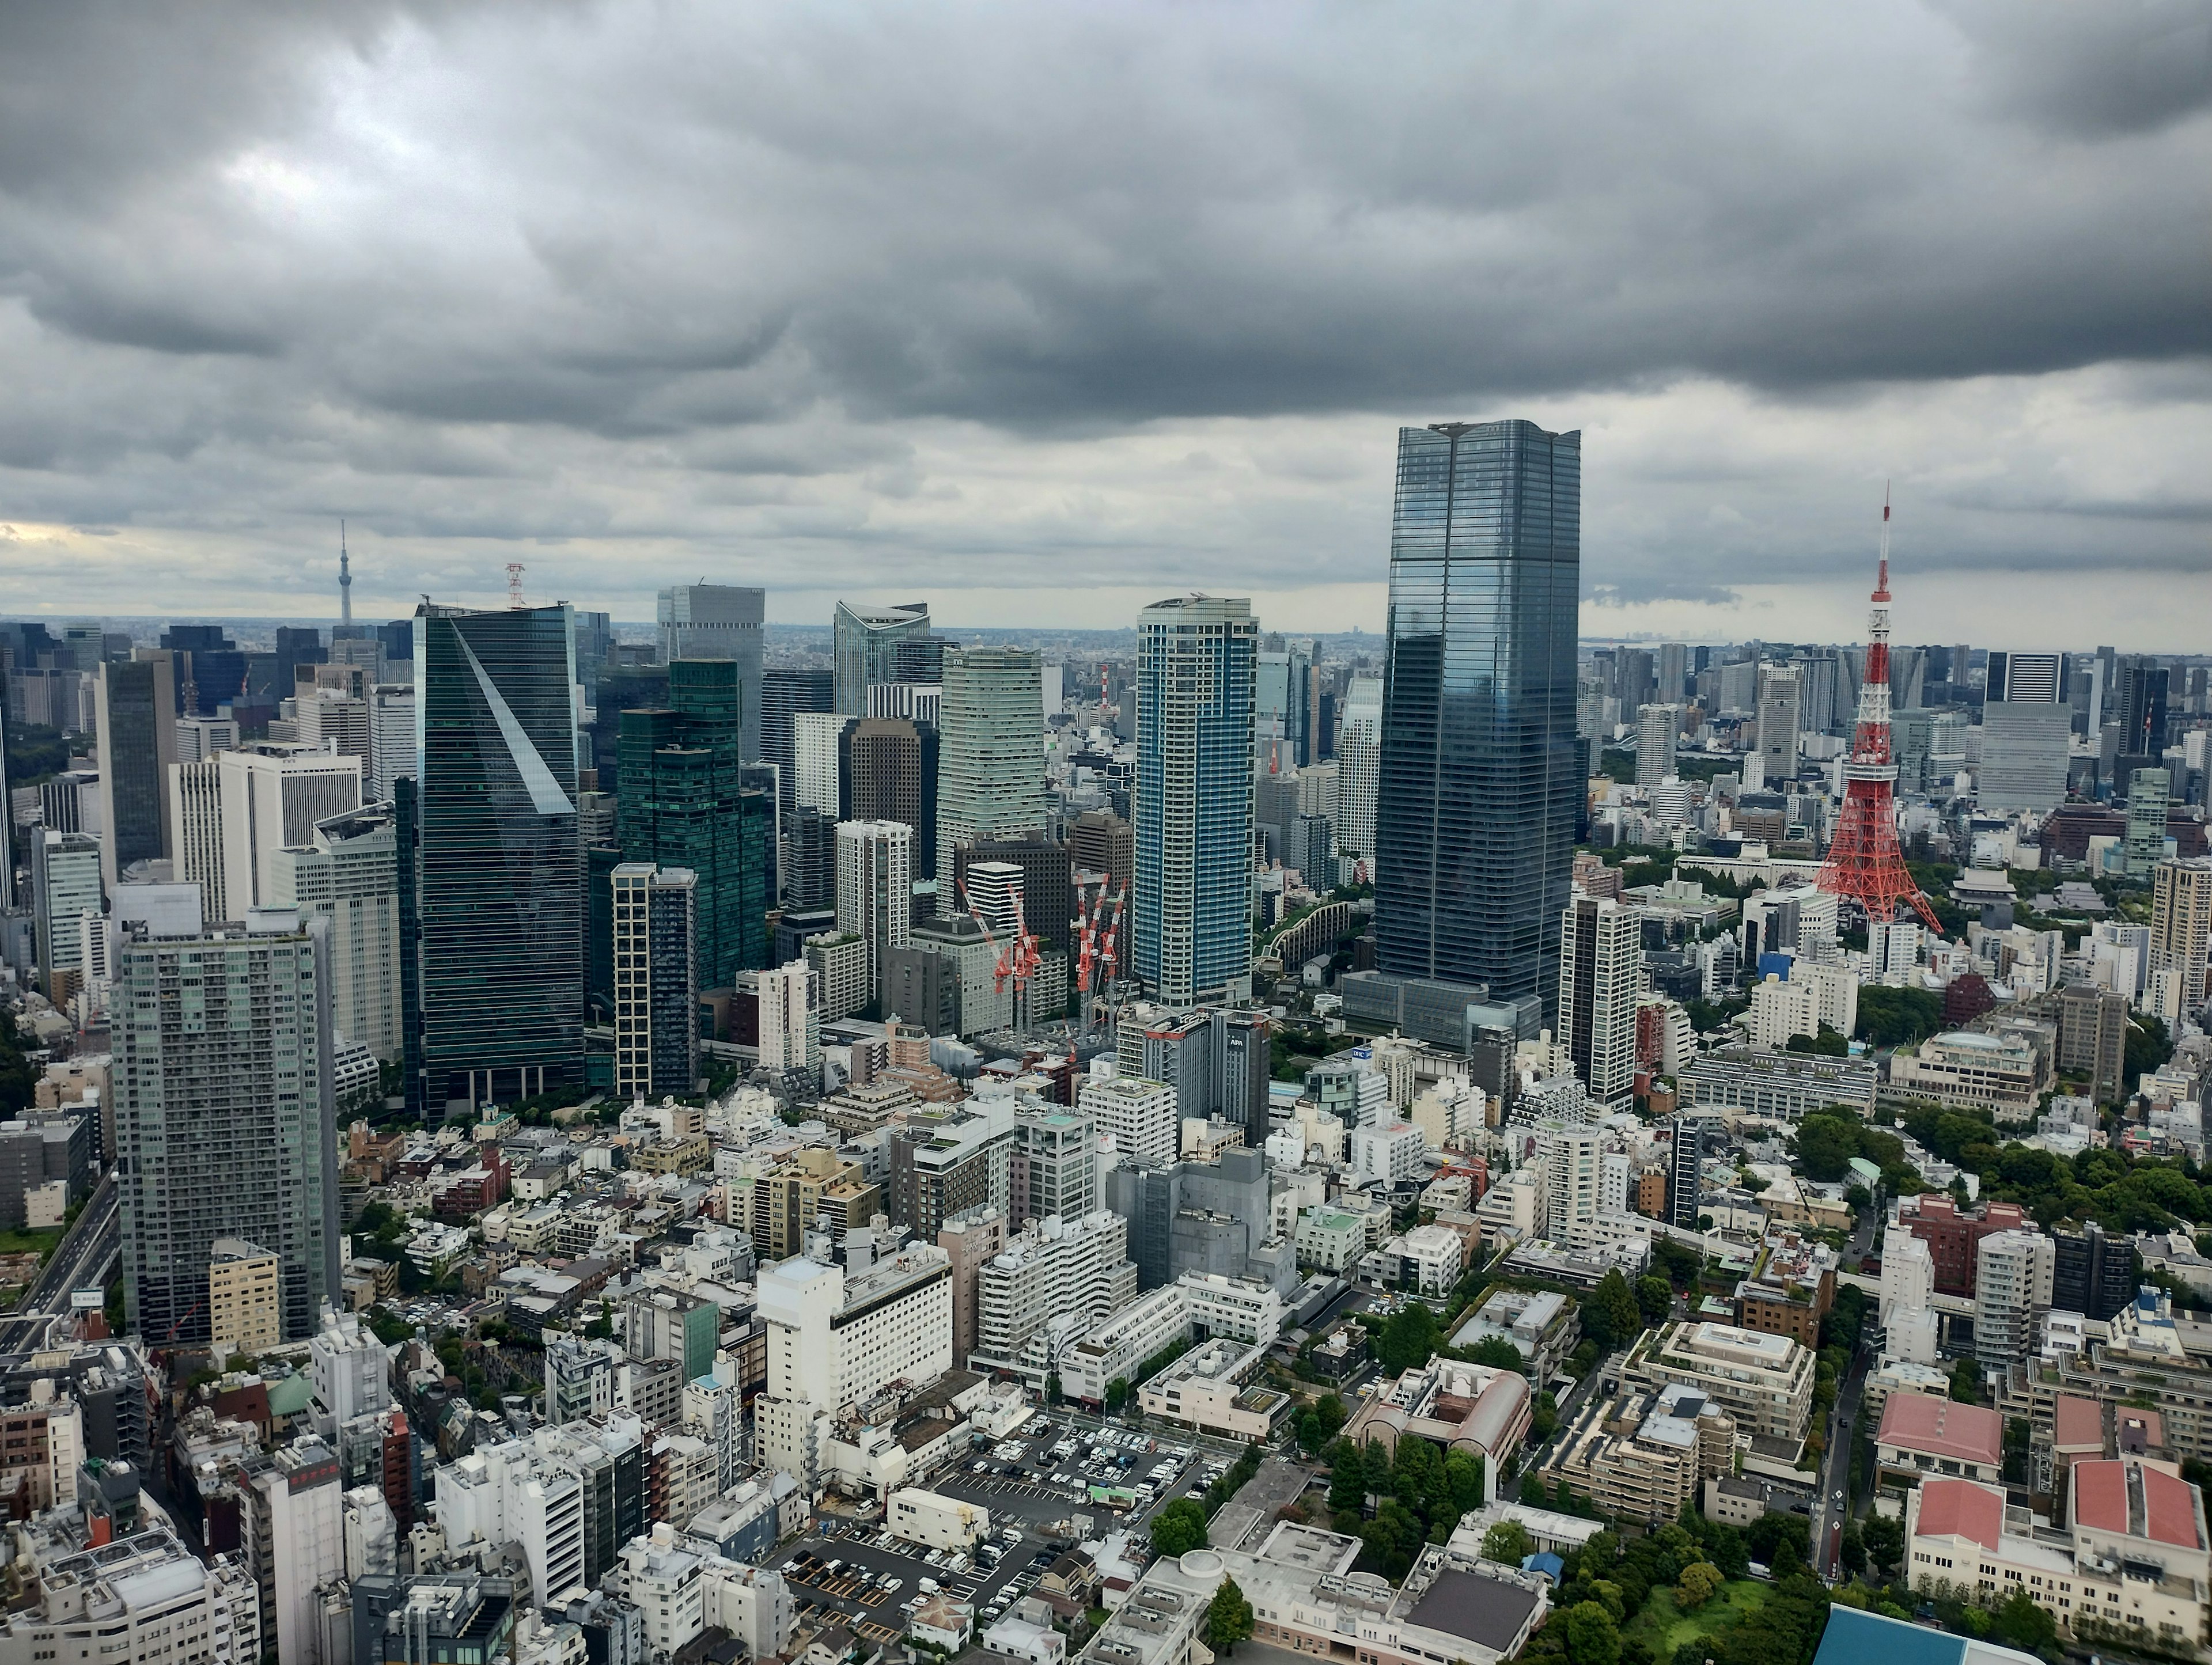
[1375,420,1581,1023]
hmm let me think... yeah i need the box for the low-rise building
[1449,1288,1580,1383]
[1876,1390,2004,1489]
[1539,1382,1736,1524]
[1059,1285,1191,1405]
[1341,1357,1532,1470]
[1136,1338,1289,1440]
[1678,1045,1877,1120]
[1383,1224,1465,1296]
[1887,1028,2052,1120]
[1293,1207,1368,1272]
[888,1487,990,1552]
[1906,1461,2208,1654]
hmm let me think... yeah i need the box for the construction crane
[957,874,1041,1029]
[1070,878,1127,1036]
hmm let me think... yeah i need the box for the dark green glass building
[415,603,584,1109]
[618,659,771,988]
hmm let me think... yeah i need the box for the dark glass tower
[618,659,771,988]
[415,603,584,1108]
[1375,420,1581,1022]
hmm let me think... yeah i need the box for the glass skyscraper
[832,600,931,716]
[619,658,772,988]
[414,603,584,1108]
[1375,420,1581,1023]
[1134,595,1256,1007]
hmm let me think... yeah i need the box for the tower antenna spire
[339,519,353,627]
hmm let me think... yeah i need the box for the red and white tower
[1817,493,1942,934]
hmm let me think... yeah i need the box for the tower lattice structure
[1817,496,1942,934]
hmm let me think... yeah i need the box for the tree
[1674,1561,1722,1610]
[1204,1577,1255,1656]
[1990,1589,2057,1655]
[1634,1276,1673,1326]
[1378,1303,1442,1374]
[1326,1439,1366,1516]
[1467,1336,1527,1372]
[1105,1378,1130,1414]
[1312,1393,1348,1444]
[1838,1523,1866,1576]
[1480,1520,1531,1564]
[1560,1600,1620,1665]
[1859,1511,1904,1576]
[1520,1472,1547,1507]
[1950,1356,1981,1404]
[1792,1114,1858,1183]
[1590,1268,1642,1347]
[1150,1499,1208,1558]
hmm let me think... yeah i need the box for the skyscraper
[1374,420,1580,1026]
[2125,768,2171,877]
[1558,896,1639,1109]
[835,820,913,1008]
[414,603,583,1110]
[1635,704,1678,788]
[1255,643,1312,771]
[270,803,402,1062]
[611,863,698,1101]
[29,829,103,1002]
[832,601,931,716]
[1985,651,2063,705]
[757,960,821,1075]
[2149,858,2212,1015]
[1666,1114,1710,1229]
[760,667,835,790]
[840,718,937,881]
[217,742,363,913]
[1134,595,1257,1007]
[1755,665,1801,782]
[1335,675,1382,858]
[1980,648,2071,813]
[93,653,179,888]
[658,584,766,765]
[115,909,342,1343]
[936,646,1045,913]
[618,659,771,988]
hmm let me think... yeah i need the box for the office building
[368,684,416,801]
[218,742,364,913]
[619,659,772,987]
[1011,1107,1100,1224]
[115,911,341,1343]
[1980,698,2072,812]
[1755,664,1801,782]
[0,1528,262,1664]
[174,714,239,763]
[270,803,402,1060]
[2149,858,2212,1014]
[1068,809,1134,902]
[1635,704,1677,787]
[954,833,1074,965]
[1080,1074,1177,1166]
[1256,642,1312,772]
[2125,768,2171,877]
[658,584,765,763]
[207,1238,283,1357]
[937,646,1045,911]
[29,829,103,1002]
[761,666,835,788]
[1558,896,1638,1108]
[782,803,836,911]
[1986,651,2063,705]
[164,756,228,919]
[1374,421,1581,1025]
[832,600,932,716]
[2055,984,2128,1106]
[412,603,583,1111]
[1134,595,1257,1006]
[753,1244,952,1492]
[2115,655,2169,757]
[1335,675,1382,858]
[757,959,821,1075]
[835,820,913,1009]
[612,863,698,1101]
[792,711,846,814]
[2052,1222,2137,1323]
[842,716,938,880]
[93,653,179,887]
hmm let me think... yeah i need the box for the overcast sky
[2,2,2207,647]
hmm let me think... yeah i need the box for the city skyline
[0,7,2206,646]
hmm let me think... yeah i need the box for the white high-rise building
[793,712,846,814]
[1974,1229,2055,1371]
[175,715,239,763]
[1558,896,1640,1108]
[754,1244,953,1494]
[245,1436,346,1665]
[432,1438,588,1609]
[1878,1226,1934,1327]
[935,646,1046,912]
[2149,858,2212,1015]
[1635,703,1679,787]
[1077,1074,1177,1165]
[309,1306,392,1427]
[217,742,362,913]
[368,684,415,801]
[167,756,229,921]
[297,688,371,767]
[1756,664,1801,781]
[1336,675,1382,858]
[1536,1122,1604,1244]
[270,803,400,1060]
[757,960,821,1074]
[835,820,913,1008]
[972,1210,1137,1371]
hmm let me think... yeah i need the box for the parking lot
[778,1525,1066,1642]
[923,1415,1232,1534]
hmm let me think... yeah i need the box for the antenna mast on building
[506,563,527,610]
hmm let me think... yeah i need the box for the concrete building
[217,742,364,914]
[2149,858,2212,1017]
[1889,1027,2052,1120]
[269,802,400,1060]
[1875,1390,2003,1489]
[1974,1229,2056,1371]
[936,647,1046,913]
[757,959,821,1075]
[0,1527,261,1664]
[1755,664,1801,782]
[888,1487,990,1552]
[1628,1321,1816,1445]
[1536,1122,1603,1245]
[835,819,914,1010]
[1342,1357,1533,1471]
[1058,1285,1194,1405]
[611,862,699,1101]
[1559,896,1639,1108]
[971,1211,1137,1377]
[1541,1382,1735,1524]
[29,829,103,1002]
[208,1238,282,1357]
[1078,1074,1176,1166]
[1137,1337,1287,1439]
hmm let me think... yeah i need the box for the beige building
[1907,1461,2207,1655]
[1540,1383,1735,1524]
[1628,1319,1816,1445]
[1887,1027,2052,1119]
[1136,1338,1288,1440]
[209,1238,282,1357]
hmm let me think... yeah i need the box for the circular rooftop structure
[1179,1550,1224,1579]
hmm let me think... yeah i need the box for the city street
[0,1176,118,1356]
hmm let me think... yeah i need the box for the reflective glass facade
[1134,596,1255,1006]
[1376,421,1581,1019]
[415,604,584,1106]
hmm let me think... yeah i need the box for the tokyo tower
[1816,493,1943,934]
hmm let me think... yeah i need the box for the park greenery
[1324,1433,1487,1580]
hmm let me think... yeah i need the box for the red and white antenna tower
[1816,490,1942,934]
[506,562,527,609]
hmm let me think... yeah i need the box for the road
[1810,1196,1881,1580]
[0,1175,118,1355]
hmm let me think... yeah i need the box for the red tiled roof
[1877,1389,2002,1468]
[2073,1459,2127,1535]
[2142,1465,2202,1550]
[2052,1394,2103,1453]
[1915,1480,2005,1549]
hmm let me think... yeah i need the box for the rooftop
[1877,1390,2002,1469]
[1402,1567,1545,1655]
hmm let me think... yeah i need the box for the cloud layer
[1,1,2207,643]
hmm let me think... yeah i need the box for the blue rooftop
[1810,1607,2043,1665]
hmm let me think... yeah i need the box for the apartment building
[1540,1383,1735,1524]
[971,1211,1138,1376]
[1629,1321,1816,1445]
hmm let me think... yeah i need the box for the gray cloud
[0,1,2206,632]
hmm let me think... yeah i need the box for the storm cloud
[0,0,2206,641]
